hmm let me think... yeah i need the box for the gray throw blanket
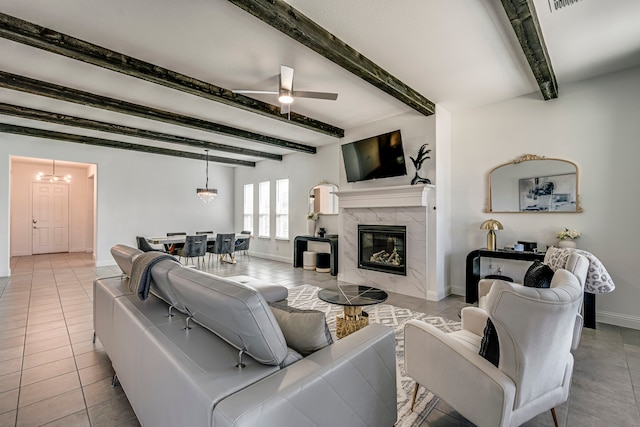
[129,252,176,301]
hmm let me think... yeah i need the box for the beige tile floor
[0,252,639,426]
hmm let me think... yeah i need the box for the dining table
[146,233,250,263]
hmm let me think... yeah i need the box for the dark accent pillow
[479,318,499,367]
[523,261,554,288]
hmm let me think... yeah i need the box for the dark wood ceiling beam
[0,12,344,138]
[226,0,435,116]
[0,123,255,167]
[500,0,558,100]
[0,71,316,154]
[0,103,283,161]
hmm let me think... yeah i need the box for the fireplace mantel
[335,184,434,209]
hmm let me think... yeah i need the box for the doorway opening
[10,156,96,257]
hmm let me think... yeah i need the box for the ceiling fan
[232,65,338,115]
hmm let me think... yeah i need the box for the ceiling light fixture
[196,150,217,203]
[278,90,294,104]
[36,159,71,183]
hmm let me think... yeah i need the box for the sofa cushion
[269,302,333,357]
[111,244,143,277]
[227,275,288,302]
[523,261,554,288]
[149,258,186,312]
[168,267,289,366]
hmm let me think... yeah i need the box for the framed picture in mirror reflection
[518,173,576,212]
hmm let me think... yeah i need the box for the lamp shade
[480,219,503,230]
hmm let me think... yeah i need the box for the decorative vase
[558,239,577,249]
[307,220,316,236]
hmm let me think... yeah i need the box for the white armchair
[404,269,583,427]
[478,251,589,350]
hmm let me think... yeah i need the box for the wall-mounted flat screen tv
[341,129,407,183]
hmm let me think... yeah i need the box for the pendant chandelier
[36,159,71,183]
[196,150,217,203]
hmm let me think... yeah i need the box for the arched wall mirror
[309,181,339,215]
[487,154,582,213]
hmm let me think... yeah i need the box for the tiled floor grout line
[13,256,37,427]
[58,258,95,427]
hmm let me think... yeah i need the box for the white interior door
[32,182,69,254]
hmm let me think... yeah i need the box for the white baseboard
[249,252,292,264]
[596,310,640,330]
[10,251,30,257]
[426,290,442,302]
[450,284,466,297]
[96,259,116,267]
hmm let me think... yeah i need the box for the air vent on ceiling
[548,0,584,12]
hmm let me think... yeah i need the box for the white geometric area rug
[286,285,461,427]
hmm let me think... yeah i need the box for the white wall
[1,134,235,275]
[338,112,436,190]
[234,144,340,262]
[450,66,640,329]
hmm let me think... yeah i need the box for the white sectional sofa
[93,245,397,427]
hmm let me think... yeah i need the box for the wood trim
[0,71,316,154]
[500,0,558,100]
[0,12,343,138]
[0,123,256,167]
[0,103,282,161]
[226,0,436,115]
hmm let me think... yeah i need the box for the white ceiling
[1,0,639,166]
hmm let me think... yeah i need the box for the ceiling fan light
[278,94,294,104]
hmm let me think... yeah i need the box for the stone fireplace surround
[336,184,436,300]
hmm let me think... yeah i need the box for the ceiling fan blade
[280,65,294,91]
[280,103,291,115]
[292,91,338,101]
[231,90,278,95]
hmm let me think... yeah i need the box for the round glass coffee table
[318,285,388,338]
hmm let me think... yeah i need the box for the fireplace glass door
[358,225,407,276]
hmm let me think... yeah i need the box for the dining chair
[176,235,208,268]
[196,231,215,253]
[207,233,236,265]
[234,231,251,260]
[165,232,186,253]
[136,236,167,253]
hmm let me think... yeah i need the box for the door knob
[32,219,37,223]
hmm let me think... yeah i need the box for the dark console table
[293,235,339,276]
[466,249,595,329]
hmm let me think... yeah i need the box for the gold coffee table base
[336,306,369,339]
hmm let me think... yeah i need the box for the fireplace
[358,225,407,276]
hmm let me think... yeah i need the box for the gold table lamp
[480,219,503,251]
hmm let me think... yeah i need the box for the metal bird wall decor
[410,143,431,185]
